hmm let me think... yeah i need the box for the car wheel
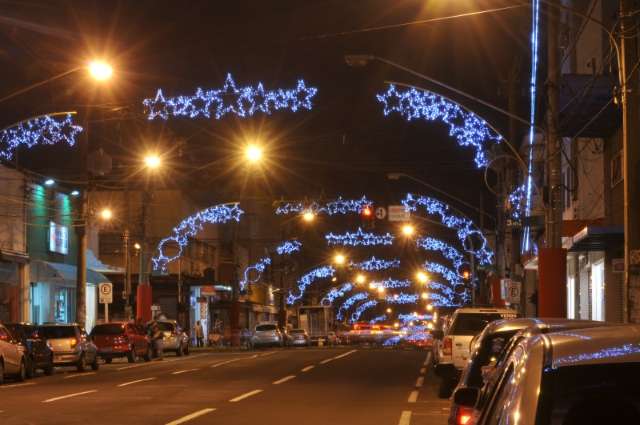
[183,344,189,356]
[26,357,35,379]
[91,355,99,371]
[76,354,87,372]
[127,347,136,363]
[143,346,151,362]
[16,359,26,382]
[176,344,183,357]
[43,356,54,376]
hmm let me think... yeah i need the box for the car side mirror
[453,387,479,407]
[431,330,444,340]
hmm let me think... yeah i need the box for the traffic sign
[388,205,410,222]
[375,207,387,219]
[99,282,113,304]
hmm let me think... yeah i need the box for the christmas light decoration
[508,185,526,222]
[350,300,378,323]
[376,85,502,168]
[325,227,394,247]
[554,343,640,367]
[336,292,369,321]
[369,315,387,324]
[424,262,463,287]
[275,196,372,216]
[351,256,400,271]
[398,313,433,323]
[286,265,335,305]
[386,292,419,304]
[153,203,243,271]
[403,194,493,265]
[373,278,411,289]
[416,237,467,273]
[0,113,82,160]
[239,257,271,291]
[143,73,317,121]
[383,336,402,346]
[276,240,302,255]
[321,283,354,306]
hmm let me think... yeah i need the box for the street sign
[375,207,387,220]
[98,282,113,304]
[504,280,521,304]
[388,205,410,222]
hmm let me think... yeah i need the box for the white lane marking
[408,390,419,403]
[419,367,426,375]
[333,349,358,359]
[229,389,263,402]
[210,358,245,368]
[165,408,216,425]
[259,351,277,357]
[116,353,210,370]
[301,365,315,372]
[0,382,36,389]
[172,368,199,375]
[423,353,431,366]
[117,377,156,387]
[64,372,97,379]
[398,410,412,425]
[42,390,97,403]
[415,376,424,388]
[319,357,334,365]
[272,375,296,385]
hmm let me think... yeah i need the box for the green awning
[30,260,110,287]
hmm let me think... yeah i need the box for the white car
[433,307,516,398]
[0,324,27,384]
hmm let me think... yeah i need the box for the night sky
[0,0,533,224]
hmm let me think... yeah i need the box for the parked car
[285,328,310,347]
[0,324,27,383]
[432,307,517,398]
[91,322,151,363]
[465,324,640,425]
[251,323,283,348]
[154,320,189,356]
[447,318,608,425]
[4,323,53,377]
[326,331,339,346]
[38,324,99,372]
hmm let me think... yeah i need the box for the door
[591,260,605,321]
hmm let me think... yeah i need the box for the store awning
[30,260,111,286]
[567,226,624,252]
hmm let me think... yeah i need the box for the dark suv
[4,323,53,377]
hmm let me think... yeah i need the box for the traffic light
[361,205,374,228]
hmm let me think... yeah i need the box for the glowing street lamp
[377,286,385,295]
[245,144,263,163]
[386,307,392,314]
[421,292,429,300]
[134,242,141,250]
[401,223,415,237]
[302,210,316,222]
[355,274,367,285]
[426,304,434,312]
[99,208,113,221]
[87,60,114,81]
[143,153,162,170]
[333,253,347,266]
[416,271,429,284]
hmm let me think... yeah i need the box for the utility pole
[538,0,566,318]
[75,119,88,328]
[136,189,152,322]
[620,0,640,323]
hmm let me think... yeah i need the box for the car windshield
[39,326,76,339]
[92,324,126,335]
[4,324,31,339]
[290,329,305,334]
[449,313,505,336]
[256,324,277,332]
[157,322,175,332]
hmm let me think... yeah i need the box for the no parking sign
[99,282,113,304]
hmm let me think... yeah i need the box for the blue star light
[350,300,378,323]
[275,196,373,216]
[0,114,83,161]
[286,266,335,305]
[276,240,302,255]
[386,292,419,304]
[321,283,354,306]
[239,257,272,291]
[416,237,467,273]
[337,292,369,321]
[351,256,400,271]
[325,227,394,247]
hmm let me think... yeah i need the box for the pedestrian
[195,320,204,347]
[150,321,164,360]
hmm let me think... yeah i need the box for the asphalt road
[0,347,449,425]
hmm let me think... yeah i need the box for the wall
[0,165,26,254]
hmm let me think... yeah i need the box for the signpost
[387,205,410,222]
[99,282,113,322]
[500,279,521,304]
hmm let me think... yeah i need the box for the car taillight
[115,335,129,344]
[457,406,474,425]
[443,336,452,356]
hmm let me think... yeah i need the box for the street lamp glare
[386,307,392,314]
[416,271,429,284]
[421,292,429,300]
[401,224,415,237]
[426,304,434,312]
[99,208,113,221]
[355,274,366,285]
[134,242,141,250]
[245,145,263,163]
[333,253,347,266]
[302,210,316,222]
[88,60,113,81]
[144,153,162,169]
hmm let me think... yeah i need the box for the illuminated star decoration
[0,114,83,161]
[275,196,372,216]
[386,292,419,304]
[376,85,503,168]
[424,261,470,305]
[350,300,378,323]
[143,73,317,121]
[337,292,369,321]
[369,315,387,324]
[239,257,271,291]
[286,266,335,305]
[153,203,244,271]
[351,256,400,271]
[416,237,467,273]
[373,278,411,289]
[508,184,526,222]
[276,240,302,255]
[321,283,354,306]
[325,227,394,247]
[403,194,493,265]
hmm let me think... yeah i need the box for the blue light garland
[325,227,394,247]
[0,114,82,160]
[275,196,372,216]
[508,185,526,222]
[153,203,243,271]
[286,265,335,305]
[403,194,493,265]
[416,237,467,273]
[386,292,419,304]
[553,343,640,368]
[143,73,317,121]
[351,256,400,271]
[350,300,378,323]
[336,292,369,321]
[276,240,302,255]
[376,85,502,168]
[239,257,271,291]
[424,261,463,287]
[374,278,411,289]
[321,283,354,306]
[369,315,387,324]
